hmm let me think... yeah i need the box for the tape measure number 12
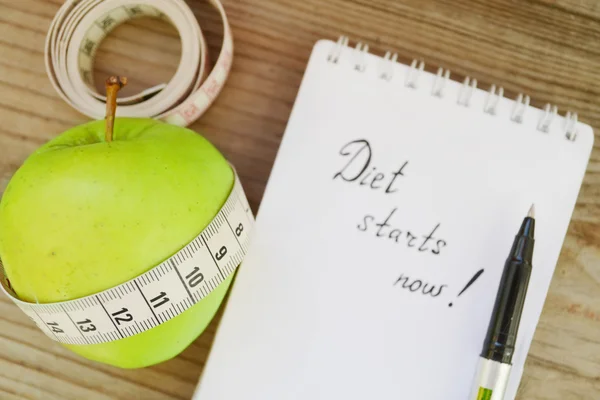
[0,170,254,345]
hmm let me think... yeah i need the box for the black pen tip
[528,204,535,218]
[518,212,535,239]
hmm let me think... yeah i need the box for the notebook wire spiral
[326,35,579,141]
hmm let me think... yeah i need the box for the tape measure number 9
[0,170,254,345]
[45,0,233,127]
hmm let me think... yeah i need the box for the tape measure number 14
[0,171,254,345]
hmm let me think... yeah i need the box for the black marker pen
[468,205,535,400]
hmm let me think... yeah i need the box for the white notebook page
[194,40,594,400]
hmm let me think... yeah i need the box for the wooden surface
[1,0,599,398]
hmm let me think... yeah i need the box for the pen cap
[481,217,534,364]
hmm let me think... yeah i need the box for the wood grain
[1,0,599,398]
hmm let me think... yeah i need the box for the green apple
[0,82,235,368]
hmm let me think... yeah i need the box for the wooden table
[1,0,599,398]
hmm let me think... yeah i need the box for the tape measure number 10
[0,171,254,345]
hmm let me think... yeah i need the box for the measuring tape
[45,0,233,127]
[1,0,245,345]
[0,170,254,345]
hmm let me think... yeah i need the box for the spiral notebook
[194,37,594,399]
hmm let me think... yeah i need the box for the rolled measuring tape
[45,0,233,127]
[0,170,253,345]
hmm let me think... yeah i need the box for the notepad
[193,38,594,400]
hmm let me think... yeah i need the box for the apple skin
[0,117,235,368]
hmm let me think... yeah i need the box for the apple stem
[105,76,127,142]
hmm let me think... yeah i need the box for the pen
[468,205,535,400]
